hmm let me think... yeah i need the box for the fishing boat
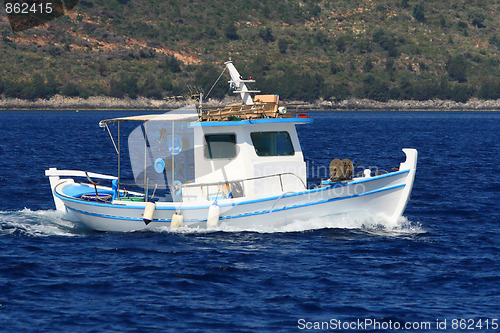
[45,61,417,232]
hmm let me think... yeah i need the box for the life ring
[154,158,165,173]
[173,180,182,195]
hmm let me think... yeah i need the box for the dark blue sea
[0,110,499,332]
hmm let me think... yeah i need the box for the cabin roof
[99,112,198,126]
[189,117,313,127]
[99,110,312,127]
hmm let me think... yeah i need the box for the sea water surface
[0,110,499,332]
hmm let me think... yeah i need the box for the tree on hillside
[259,27,275,43]
[413,3,425,22]
[446,55,467,82]
[363,58,373,72]
[225,23,240,40]
[162,55,182,73]
[450,84,470,103]
[478,80,500,99]
[372,28,398,57]
[469,11,486,28]
[278,39,289,54]
[335,35,347,52]
[98,60,108,76]
[139,76,163,99]
[61,82,80,97]
[17,73,59,100]
[360,74,389,102]
[109,73,139,98]
[195,65,226,99]
[44,72,58,96]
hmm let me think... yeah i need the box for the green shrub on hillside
[109,73,139,98]
[447,55,467,82]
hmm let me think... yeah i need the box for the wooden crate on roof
[254,94,279,104]
[200,102,289,121]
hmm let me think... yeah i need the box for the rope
[204,66,226,101]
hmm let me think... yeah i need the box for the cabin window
[205,134,237,159]
[251,131,295,156]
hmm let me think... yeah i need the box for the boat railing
[119,172,307,201]
[181,172,306,190]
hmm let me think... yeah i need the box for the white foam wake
[153,214,424,236]
[1,209,423,237]
[0,209,83,237]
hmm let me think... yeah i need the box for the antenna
[224,61,260,105]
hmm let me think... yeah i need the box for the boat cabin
[99,60,312,203]
[181,117,311,201]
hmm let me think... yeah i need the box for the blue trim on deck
[219,183,406,220]
[189,117,313,127]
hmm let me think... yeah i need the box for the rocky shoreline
[1,95,499,111]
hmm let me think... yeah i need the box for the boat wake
[0,209,424,237]
[153,214,425,237]
[0,208,85,237]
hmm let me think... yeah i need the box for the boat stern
[45,168,70,212]
[45,168,118,213]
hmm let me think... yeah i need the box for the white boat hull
[46,149,417,232]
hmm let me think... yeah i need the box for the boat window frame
[250,131,295,157]
[204,133,238,160]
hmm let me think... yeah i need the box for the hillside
[0,0,499,103]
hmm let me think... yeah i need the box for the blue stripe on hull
[220,183,405,220]
[64,183,406,224]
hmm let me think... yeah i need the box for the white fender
[171,212,184,229]
[143,202,156,225]
[206,202,220,228]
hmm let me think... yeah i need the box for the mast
[224,61,260,105]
